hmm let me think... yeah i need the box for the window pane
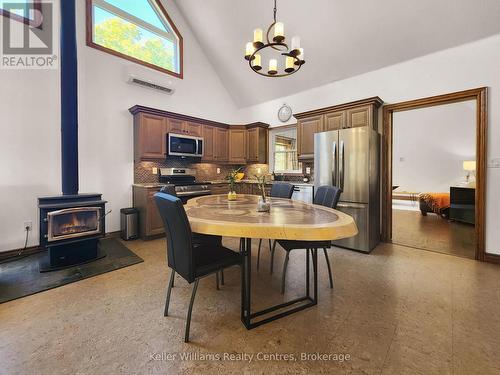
[93,5,176,72]
[102,0,168,32]
[272,127,301,173]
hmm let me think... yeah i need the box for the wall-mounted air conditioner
[126,74,175,95]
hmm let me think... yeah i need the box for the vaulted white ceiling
[173,0,500,108]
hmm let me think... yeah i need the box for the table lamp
[463,160,476,184]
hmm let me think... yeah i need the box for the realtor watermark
[149,351,351,363]
[1,0,58,69]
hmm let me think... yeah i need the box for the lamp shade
[463,160,476,171]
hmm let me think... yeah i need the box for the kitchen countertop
[210,180,314,186]
[133,181,314,188]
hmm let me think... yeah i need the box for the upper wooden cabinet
[167,119,202,137]
[130,105,269,163]
[185,122,203,137]
[214,127,229,162]
[246,126,268,163]
[294,97,383,159]
[297,115,323,160]
[346,105,373,129]
[202,125,215,162]
[228,128,247,164]
[167,118,184,134]
[134,113,167,161]
[324,111,346,131]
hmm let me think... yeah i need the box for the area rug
[0,238,143,304]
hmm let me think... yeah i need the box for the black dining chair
[271,185,342,294]
[256,182,294,270]
[154,192,241,342]
[160,185,226,288]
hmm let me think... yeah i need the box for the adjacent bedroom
[391,100,477,259]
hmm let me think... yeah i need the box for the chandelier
[244,0,305,77]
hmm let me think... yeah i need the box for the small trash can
[120,208,139,241]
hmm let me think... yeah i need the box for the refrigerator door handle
[339,140,345,190]
[332,141,337,186]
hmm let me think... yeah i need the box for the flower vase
[256,196,270,212]
[227,191,237,201]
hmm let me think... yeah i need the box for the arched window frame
[85,0,183,79]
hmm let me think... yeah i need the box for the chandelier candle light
[244,0,305,77]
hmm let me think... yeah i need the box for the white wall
[0,0,238,252]
[392,101,476,192]
[235,35,500,255]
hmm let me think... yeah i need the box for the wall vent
[127,74,175,94]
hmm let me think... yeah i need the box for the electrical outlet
[216,168,221,174]
[305,167,311,174]
[24,221,32,231]
[488,158,500,168]
[152,167,158,174]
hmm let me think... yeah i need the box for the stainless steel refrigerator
[314,128,380,253]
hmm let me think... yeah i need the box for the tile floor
[1,237,499,374]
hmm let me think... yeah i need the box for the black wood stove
[38,194,107,272]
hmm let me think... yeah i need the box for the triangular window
[87,0,183,78]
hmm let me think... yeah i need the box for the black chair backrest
[154,192,195,283]
[160,185,177,196]
[314,185,342,209]
[270,182,294,199]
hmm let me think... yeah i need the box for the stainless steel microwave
[167,133,203,158]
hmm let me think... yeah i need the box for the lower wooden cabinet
[133,186,165,239]
[210,183,228,195]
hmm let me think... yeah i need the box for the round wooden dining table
[185,194,358,329]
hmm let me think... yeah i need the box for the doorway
[381,88,487,260]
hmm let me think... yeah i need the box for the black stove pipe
[60,0,79,195]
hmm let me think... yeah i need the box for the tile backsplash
[134,160,270,184]
[134,160,312,184]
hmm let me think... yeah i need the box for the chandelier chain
[273,0,277,22]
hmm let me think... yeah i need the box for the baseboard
[484,253,500,264]
[0,245,43,261]
[0,231,122,262]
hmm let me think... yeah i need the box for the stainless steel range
[158,168,211,201]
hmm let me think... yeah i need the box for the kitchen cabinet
[129,105,269,164]
[347,105,373,129]
[133,185,165,239]
[294,97,383,160]
[167,118,184,134]
[134,113,167,161]
[185,121,203,137]
[324,111,346,131]
[202,125,215,162]
[246,126,268,163]
[297,115,323,160]
[210,183,228,195]
[229,128,247,164]
[214,128,229,162]
[168,119,202,137]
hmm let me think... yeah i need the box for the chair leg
[164,270,175,317]
[257,239,262,270]
[270,240,277,274]
[220,269,225,285]
[281,251,290,295]
[323,248,334,289]
[268,239,272,252]
[184,279,200,343]
[216,272,220,290]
